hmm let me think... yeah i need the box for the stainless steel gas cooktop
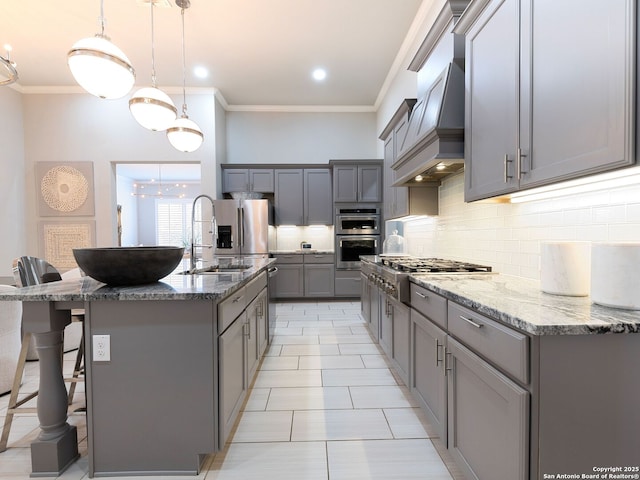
[361,256,493,303]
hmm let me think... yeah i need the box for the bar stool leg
[0,332,38,453]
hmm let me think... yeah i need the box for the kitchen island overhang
[0,257,275,477]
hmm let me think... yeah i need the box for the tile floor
[0,301,463,479]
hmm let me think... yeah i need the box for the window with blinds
[156,199,197,247]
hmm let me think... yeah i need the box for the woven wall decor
[36,162,95,216]
[41,165,89,212]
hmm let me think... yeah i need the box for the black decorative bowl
[72,246,184,286]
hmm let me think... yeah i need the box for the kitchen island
[0,256,275,477]
[360,256,640,480]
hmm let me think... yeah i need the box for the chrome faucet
[190,194,217,273]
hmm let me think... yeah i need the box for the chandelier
[130,165,188,199]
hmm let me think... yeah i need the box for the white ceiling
[2,0,426,108]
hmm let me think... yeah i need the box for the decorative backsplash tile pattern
[401,170,640,280]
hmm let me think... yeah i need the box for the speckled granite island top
[410,272,640,335]
[0,257,275,302]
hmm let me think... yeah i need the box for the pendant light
[0,44,18,86]
[67,0,135,99]
[167,0,204,152]
[129,0,177,131]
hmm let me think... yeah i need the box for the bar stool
[0,257,85,453]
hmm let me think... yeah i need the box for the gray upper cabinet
[304,169,333,225]
[275,168,333,225]
[333,163,382,203]
[222,168,274,193]
[460,0,635,202]
[274,169,304,225]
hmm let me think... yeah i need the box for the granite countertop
[0,257,276,302]
[410,273,640,336]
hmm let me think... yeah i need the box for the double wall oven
[335,206,381,269]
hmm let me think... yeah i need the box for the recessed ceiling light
[194,66,208,79]
[312,68,327,81]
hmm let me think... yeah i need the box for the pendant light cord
[150,1,157,87]
[99,0,106,37]
[180,7,188,118]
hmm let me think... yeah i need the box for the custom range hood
[390,0,468,187]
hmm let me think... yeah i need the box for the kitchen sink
[178,264,252,275]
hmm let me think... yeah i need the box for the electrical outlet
[92,334,111,362]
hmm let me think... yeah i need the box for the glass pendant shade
[67,35,135,99]
[129,87,177,131]
[167,116,204,152]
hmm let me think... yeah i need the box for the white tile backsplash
[275,225,334,251]
[399,171,640,281]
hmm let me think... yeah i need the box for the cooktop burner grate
[380,257,492,273]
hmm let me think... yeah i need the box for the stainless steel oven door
[336,235,379,269]
[335,215,381,235]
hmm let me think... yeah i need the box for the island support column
[23,302,79,476]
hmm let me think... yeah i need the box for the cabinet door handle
[445,348,453,375]
[435,338,443,367]
[416,291,427,299]
[517,148,527,179]
[459,315,483,329]
[232,295,244,304]
[504,154,513,182]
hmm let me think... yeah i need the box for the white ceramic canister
[591,242,640,310]
[540,241,591,296]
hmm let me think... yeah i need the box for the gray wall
[20,92,218,255]
[0,87,26,279]
[226,111,378,164]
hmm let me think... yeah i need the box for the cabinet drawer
[218,287,247,333]
[275,254,303,264]
[410,282,447,329]
[304,253,335,264]
[245,271,267,304]
[448,302,529,385]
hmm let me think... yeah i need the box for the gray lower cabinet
[447,337,529,480]
[411,309,447,443]
[274,254,335,298]
[379,294,410,386]
[304,264,335,297]
[334,270,361,297]
[360,273,371,322]
[389,296,410,386]
[459,0,635,201]
[379,296,393,360]
[219,310,247,446]
[364,278,380,342]
[254,289,268,359]
[273,263,304,298]
[410,282,529,479]
[218,274,268,447]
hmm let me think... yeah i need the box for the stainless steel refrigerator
[212,199,271,256]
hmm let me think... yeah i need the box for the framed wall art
[36,162,95,216]
[38,220,96,271]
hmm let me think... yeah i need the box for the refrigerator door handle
[238,207,245,248]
